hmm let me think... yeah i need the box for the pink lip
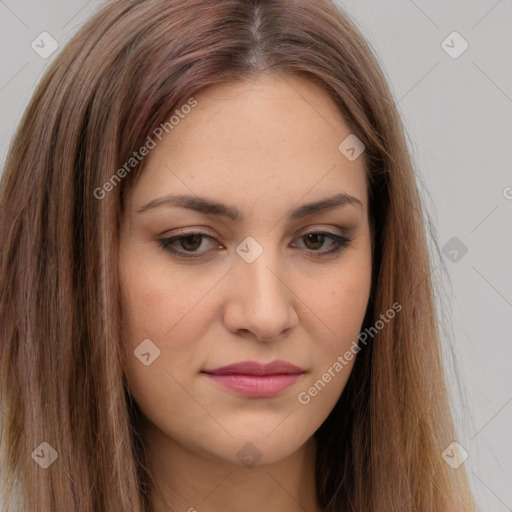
[202,360,305,397]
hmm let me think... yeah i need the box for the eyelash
[158,229,354,259]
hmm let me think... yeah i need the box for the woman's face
[120,73,372,466]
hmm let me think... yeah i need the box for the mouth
[201,360,306,397]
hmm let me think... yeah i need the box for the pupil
[181,235,202,250]
[306,233,323,249]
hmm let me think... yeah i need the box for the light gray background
[0,1,511,510]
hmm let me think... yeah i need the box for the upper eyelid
[163,224,349,238]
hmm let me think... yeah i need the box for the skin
[119,73,372,512]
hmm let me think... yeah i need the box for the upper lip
[202,360,305,376]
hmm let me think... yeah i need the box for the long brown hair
[0,0,477,510]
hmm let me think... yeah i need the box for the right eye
[159,231,222,258]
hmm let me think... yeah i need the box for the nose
[223,245,298,342]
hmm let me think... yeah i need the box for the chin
[198,430,313,468]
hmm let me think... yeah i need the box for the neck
[140,420,322,512]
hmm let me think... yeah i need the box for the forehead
[164,74,358,152]
[126,74,368,219]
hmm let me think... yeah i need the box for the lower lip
[202,373,303,397]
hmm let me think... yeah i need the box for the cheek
[306,257,372,351]
[294,265,370,412]
[119,251,211,348]
[329,276,371,339]
[119,252,223,402]
[119,258,207,431]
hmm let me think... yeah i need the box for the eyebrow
[137,192,364,220]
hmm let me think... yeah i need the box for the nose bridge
[225,237,296,339]
[237,239,286,309]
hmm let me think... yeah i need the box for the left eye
[293,232,345,252]
[158,231,353,258]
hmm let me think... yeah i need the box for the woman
[0,0,477,510]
